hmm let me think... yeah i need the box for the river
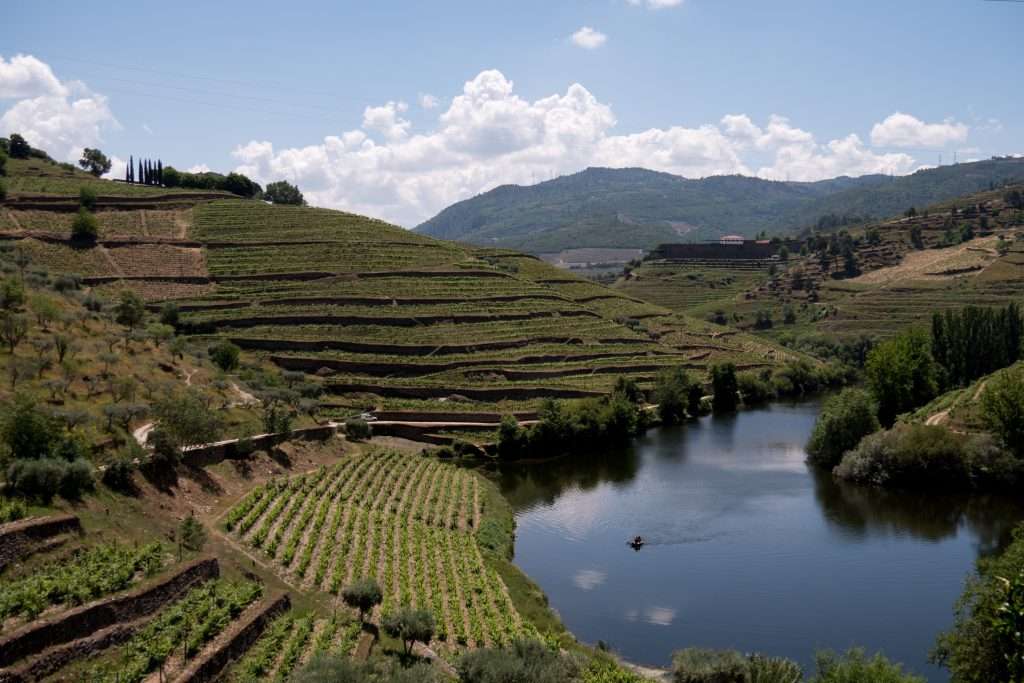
[496,399,1024,680]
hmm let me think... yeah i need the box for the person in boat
[630,535,644,548]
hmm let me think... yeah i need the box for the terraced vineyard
[224,450,534,649]
[227,613,362,681]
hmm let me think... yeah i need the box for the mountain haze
[416,158,1024,252]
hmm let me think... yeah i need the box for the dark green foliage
[806,388,880,468]
[748,655,802,683]
[1,394,57,461]
[833,424,1019,490]
[79,185,98,211]
[7,133,30,159]
[341,576,383,621]
[931,303,1023,388]
[262,399,294,434]
[737,372,773,405]
[0,179,6,201]
[152,389,222,452]
[458,639,579,683]
[909,225,924,249]
[1007,189,1024,210]
[981,365,1024,458]
[158,302,179,327]
[161,165,262,197]
[811,649,924,682]
[6,457,93,502]
[865,328,938,426]
[937,528,1024,679]
[179,513,206,551]
[208,340,240,371]
[0,311,29,351]
[114,290,145,330]
[70,207,99,241]
[345,417,372,441]
[672,648,749,683]
[495,394,643,461]
[655,367,692,425]
[265,179,306,205]
[381,606,434,656]
[102,455,135,491]
[0,279,25,310]
[710,363,738,413]
[294,655,441,683]
[78,148,111,177]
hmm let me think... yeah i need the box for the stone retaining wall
[0,514,80,571]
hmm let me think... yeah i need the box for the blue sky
[3,0,1021,225]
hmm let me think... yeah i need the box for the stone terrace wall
[0,514,80,571]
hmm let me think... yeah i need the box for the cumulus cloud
[187,163,212,173]
[627,0,684,8]
[571,26,607,49]
[0,54,117,162]
[232,69,937,227]
[870,112,968,149]
[418,93,439,110]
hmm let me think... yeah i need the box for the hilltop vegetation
[416,159,1024,251]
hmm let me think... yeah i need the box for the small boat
[628,535,645,550]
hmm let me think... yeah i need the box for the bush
[459,639,579,683]
[102,456,135,491]
[59,458,94,499]
[748,655,802,683]
[865,328,938,426]
[179,514,206,551]
[344,417,371,441]
[810,648,924,683]
[1,394,58,461]
[981,366,1024,458]
[5,457,91,502]
[0,180,6,202]
[934,524,1024,682]
[655,367,692,425]
[208,340,240,371]
[710,363,739,413]
[0,496,26,523]
[294,655,441,683]
[806,388,880,468]
[834,424,972,489]
[70,208,99,242]
[737,372,774,405]
[672,648,749,683]
[159,302,180,327]
[78,186,97,211]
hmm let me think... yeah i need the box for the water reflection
[499,399,1024,679]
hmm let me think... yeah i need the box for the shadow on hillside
[182,464,224,495]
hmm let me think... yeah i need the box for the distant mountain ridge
[415,158,1024,252]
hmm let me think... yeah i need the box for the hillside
[415,158,1024,252]
[616,182,1024,346]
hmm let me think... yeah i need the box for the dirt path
[230,381,260,407]
[139,210,149,237]
[925,410,949,426]
[973,379,990,401]
[6,209,24,231]
[97,244,126,277]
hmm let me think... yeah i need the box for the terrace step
[229,335,650,356]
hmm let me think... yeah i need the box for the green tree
[7,133,30,159]
[341,577,383,622]
[264,180,306,205]
[0,147,7,176]
[71,207,99,242]
[152,389,222,453]
[1,394,58,462]
[344,417,371,441]
[865,328,938,426]
[146,323,174,348]
[710,363,739,413]
[381,606,435,656]
[459,640,581,683]
[981,366,1024,458]
[209,340,240,371]
[655,367,691,425]
[114,290,146,332]
[179,513,207,551]
[806,388,880,468]
[0,312,29,352]
[1,279,25,310]
[159,302,180,327]
[811,649,924,683]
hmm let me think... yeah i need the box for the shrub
[179,514,206,551]
[159,302,180,327]
[672,648,749,683]
[981,366,1024,458]
[78,186,97,211]
[710,363,739,413]
[748,655,802,683]
[806,388,880,468]
[1,278,25,310]
[0,496,26,523]
[0,180,6,201]
[58,458,94,499]
[655,367,692,425]
[70,208,99,241]
[737,372,774,405]
[344,417,371,441]
[459,639,579,683]
[341,576,382,622]
[810,648,924,683]
[102,456,135,491]
[6,458,65,502]
[208,340,240,371]
[834,423,971,489]
[934,524,1024,682]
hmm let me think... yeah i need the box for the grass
[3,158,228,198]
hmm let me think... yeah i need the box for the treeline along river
[496,399,1024,681]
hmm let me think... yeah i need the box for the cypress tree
[145,160,150,185]
[157,159,163,186]
[138,159,143,185]
[125,155,131,183]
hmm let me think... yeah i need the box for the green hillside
[415,159,1024,252]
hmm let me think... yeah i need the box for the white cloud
[572,569,606,591]
[627,0,684,8]
[142,123,153,135]
[571,26,607,49]
[0,55,117,163]
[187,163,212,173]
[232,69,932,227]
[418,93,439,110]
[870,112,968,149]
[0,54,66,99]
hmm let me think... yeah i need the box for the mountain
[415,158,1024,252]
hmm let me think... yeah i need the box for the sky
[3,0,1022,227]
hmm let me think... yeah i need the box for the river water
[496,399,1024,680]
